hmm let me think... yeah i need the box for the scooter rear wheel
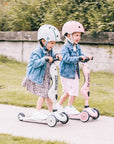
[18,113,25,121]
[80,111,90,122]
[47,115,57,127]
[60,112,69,124]
[92,108,100,120]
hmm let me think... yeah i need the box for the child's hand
[45,56,53,62]
[87,56,93,60]
[56,54,62,61]
[79,56,85,61]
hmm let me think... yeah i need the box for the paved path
[0,104,114,144]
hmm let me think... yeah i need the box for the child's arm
[78,48,85,61]
[61,47,79,64]
[32,53,46,68]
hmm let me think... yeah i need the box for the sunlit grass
[0,134,67,144]
[0,55,114,116]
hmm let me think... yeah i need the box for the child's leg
[36,97,45,110]
[65,95,80,114]
[67,96,76,106]
[58,92,69,105]
[46,98,53,112]
[32,97,48,120]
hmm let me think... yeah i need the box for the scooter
[18,58,69,127]
[69,57,100,122]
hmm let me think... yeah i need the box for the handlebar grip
[52,58,59,63]
[79,57,93,62]
[84,58,90,62]
[79,57,83,61]
[45,58,49,62]
[53,58,59,61]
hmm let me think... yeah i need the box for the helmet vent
[46,37,50,40]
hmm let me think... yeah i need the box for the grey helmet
[37,24,61,42]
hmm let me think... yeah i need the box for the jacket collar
[66,41,80,50]
[39,45,53,56]
[39,45,47,54]
[66,41,76,51]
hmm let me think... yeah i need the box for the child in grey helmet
[22,24,62,119]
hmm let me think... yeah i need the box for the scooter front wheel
[80,111,90,122]
[18,113,25,121]
[60,112,69,124]
[47,115,57,127]
[92,108,100,120]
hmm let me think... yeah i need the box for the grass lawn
[0,55,114,116]
[0,134,67,144]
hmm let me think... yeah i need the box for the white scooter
[69,57,100,122]
[18,58,69,127]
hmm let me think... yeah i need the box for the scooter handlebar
[52,58,60,62]
[79,57,93,62]
[45,57,60,63]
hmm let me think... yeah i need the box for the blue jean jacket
[59,41,85,79]
[26,45,55,84]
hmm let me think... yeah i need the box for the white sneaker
[32,110,47,120]
[64,106,80,115]
[56,103,64,110]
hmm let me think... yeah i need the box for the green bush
[0,0,113,33]
[0,0,47,31]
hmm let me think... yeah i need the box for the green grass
[0,55,114,116]
[0,134,67,144]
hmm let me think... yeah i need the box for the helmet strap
[44,41,48,51]
[65,35,74,45]
[70,34,74,44]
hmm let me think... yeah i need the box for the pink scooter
[69,57,100,122]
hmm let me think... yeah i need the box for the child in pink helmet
[57,21,92,115]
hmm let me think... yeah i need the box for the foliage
[0,0,113,33]
[0,0,47,31]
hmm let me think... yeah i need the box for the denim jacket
[26,45,55,84]
[59,41,85,79]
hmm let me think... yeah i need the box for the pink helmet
[62,21,85,36]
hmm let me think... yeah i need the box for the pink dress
[61,72,79,96]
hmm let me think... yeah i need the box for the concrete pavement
[0,104,114,144]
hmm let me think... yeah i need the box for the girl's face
[71,32,81,44]
[42,39,56,51]
[46,41,56,51]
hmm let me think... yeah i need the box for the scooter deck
[68,114,80,120]
[18,114,47,125]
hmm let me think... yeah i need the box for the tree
[0,0,113,32]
